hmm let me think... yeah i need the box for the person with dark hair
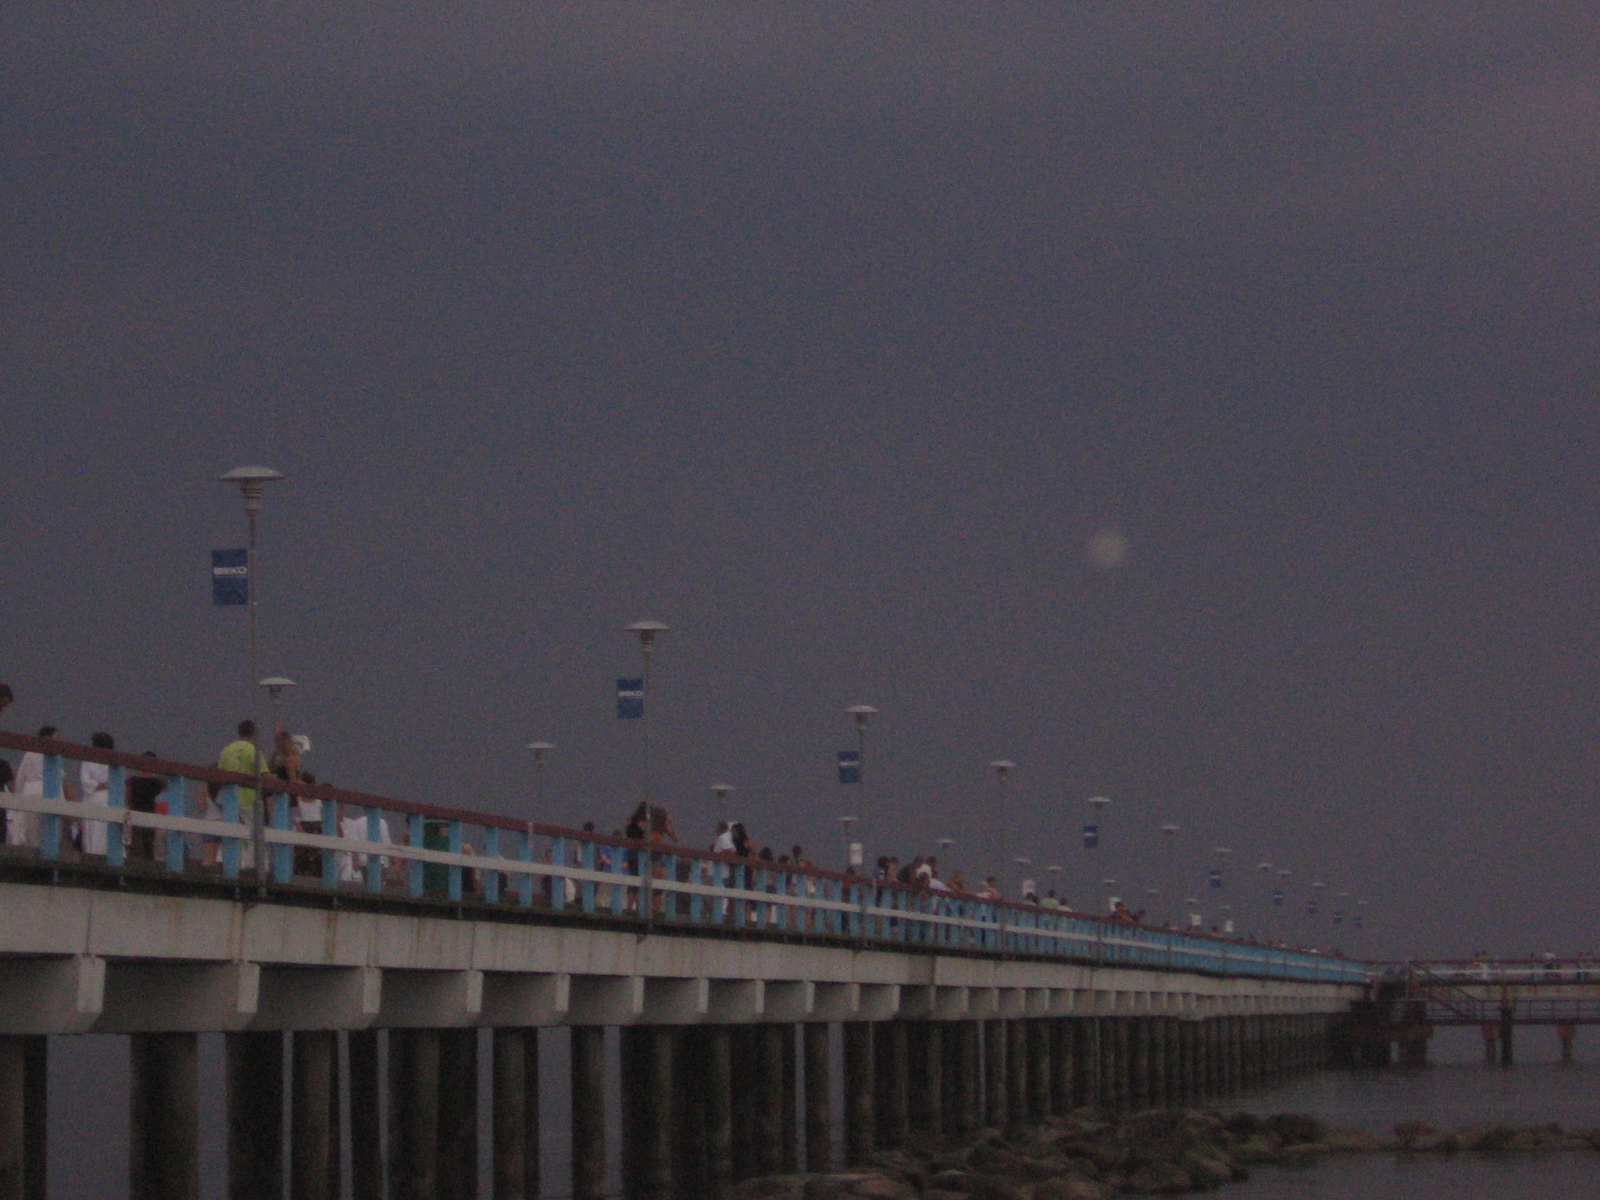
[217,721,266,813]
[126,752,164,861]
[0,683,13,715]
[79,731,115,855]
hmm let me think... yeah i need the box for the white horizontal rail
[0,791,1365,984]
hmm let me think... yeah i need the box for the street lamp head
[988,759,1016,776]
[1087,795,1111,809]
[845,704,878,726]
[1213,847,1232,858]
[838,815,858,829]
[710,782,735,800]
[1257,862,1273,873]
[526,741,555,763]
[625,619,669,651]
[257,676,295,702]
[937,837,955,849]
[1159,823,1180,836]
[219,465,286,511]
[1311,881,1326,891]
[1047,864,1062,876]
[1278,868,1292,879]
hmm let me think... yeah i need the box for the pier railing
[0,730,1366,986]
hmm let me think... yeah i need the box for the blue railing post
[447,821,463,903]
[484,828,501,904]
[322,800,339,890]
[665,855,678,921]
[271,794,292,884]
[220,785,241,879]
[689,859,704,924]
[106,764,126,868]
[39,754,63,862]
[581,840,596,914]
[365,807,384,894]
[165,777,186,873]
[517,830,533,908]
[408,814,425,897]
[611,844,627,917]
[550,836,566,911]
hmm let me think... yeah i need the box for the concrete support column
[1075,1019,1098,1110]
[1114,1020,1132,1111]
[1129,1020,1149,1110]
[0,1036,44,1200]
[1027,1020,1051,1119]
[1095,1020,1114,1110]
[1005,1019,1027,1125]
[874,1020,909,1149]
[729,1027,759,1181]
[705,1026,734,1198]
[1049,1020,1070,1114]
[1148,1019,1167,1109]
[671,1028,708,1198]
[947,1021,979,1137]
[983,1020,1005,1128]
[621,1025,674,1200]
[0,1038,23,1200]
[130,1032,199,1200]
[804,1024,831,1171]
[348,1031,381,1200]
[843,1022,874,1162]
[781,1024,799,1172]
[227,1031,283,1200]
[438,1028,478,1200]
[291,1031,336,1200]
[917,1021,944,1136]
[758,1025,787,1174]
[493,1028,540,1200]
[389,1028,441,1200]
[570,1027,606,1200]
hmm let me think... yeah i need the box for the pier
[0,729,1364,1200]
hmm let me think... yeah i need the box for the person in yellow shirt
[217,719,268,810]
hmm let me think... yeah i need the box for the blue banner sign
[1081,823,1099,849]
[1273,888,1284,907]
[211,549,248,606]
[836,750,860,785]
[1209,867,1223,889]
[616,678,644,719]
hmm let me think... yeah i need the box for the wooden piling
[227,1031,283,1200]
[570,1026,606,1200]
[130,1032,199,1200]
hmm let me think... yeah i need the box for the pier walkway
[0,729,1366,1200]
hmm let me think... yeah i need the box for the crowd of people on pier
[0,689,1322,946]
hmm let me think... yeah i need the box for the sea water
[1230,1026,1600,1199]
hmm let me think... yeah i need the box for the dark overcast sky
[4,3,1600,961]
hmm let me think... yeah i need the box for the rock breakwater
[730,1108,1600,1200]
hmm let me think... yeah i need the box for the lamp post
[1160,824,1180,921]
[259,676,295,731]
[219,465,285,888]
[1184,896,1201,930]
[844,704,877,851]
[1013,856,1032,902]
[526,741,554,816]
[1047,863,1062,905]
[624,620,669,806]
[839,815,860,874]
[1084,795,1111,849]
[989,759,1015,891]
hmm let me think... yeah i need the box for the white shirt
[712,829,736,854]
[15,752,43,796]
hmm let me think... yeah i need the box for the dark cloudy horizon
[5,3,1600,962]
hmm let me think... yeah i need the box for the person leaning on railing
[211,720,267,867]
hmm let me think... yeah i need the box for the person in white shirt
[78,731,116,855]
[9,725,62,848]
[337,804,392,884]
